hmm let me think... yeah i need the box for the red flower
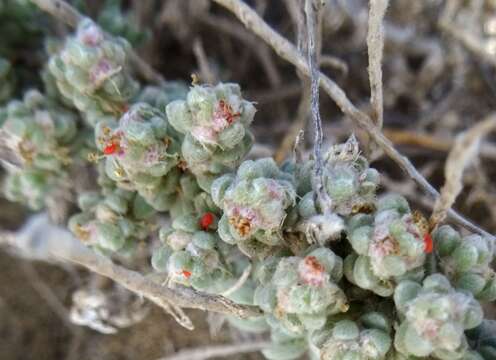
[103,143,118,155]
[182,270,192,278]
[200,212,215,231]
[423,233,433,254]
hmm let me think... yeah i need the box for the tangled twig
[1,215,262,330]
[211,0,495,241]
[367,0,389,128]
[430,114,496,229]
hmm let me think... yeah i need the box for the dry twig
[192,37,217,84]
[305,0,333,214]
[51,243,263,327]
[158,340,271,360]
[29,0,166,85]
[274,0,312,164]
[440,24,496,68]
[439,0,496,69]
[320,55,348,76]
[383,128,496,158]
[367,0,389,128]
[2,216,262,330]
[430,115,496,229]
[211,0,495,240]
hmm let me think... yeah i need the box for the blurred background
[1,0,496,359]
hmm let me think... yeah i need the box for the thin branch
[439,0,496,69]
[320,55,348,76]
[51,243,263,326]
[441,24,496,68]
[220,263,252,297]
[2,216,262,330]
[367,0,389,128]
[383,128,496,158]
[430,114,496,229]
[29,0,166,86]
[305,0,332,215]
[211,0,495,241]
[158,341,271,360]
[274,0,311,164]
[198,13,281,88]
[192,37,217,84]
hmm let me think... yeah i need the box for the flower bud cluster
[433,225,496,301]
[310,312,392,360]
[322,136,380,216]
[152,191,262,308]
[254,248,347,335]
[288,136,379,246]
[68,183,156,254]
[49,19,139,126]
[394,274,483,359]
[96,102,183,211]
[153,212,234,292]
[344,194,427,296]
[166,83,255,190]
[212,158,297,258]
[2,89,78,209]
[137,83,189,114]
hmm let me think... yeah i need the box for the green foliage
[394,274,483,359]
[344,194,427,296]
[213,158,296,258]
[48,19,139,126]
[1,89,79,209]
[315,313,392,360]
[166,83,255,190]
[97,102,183,211]
[254,248,347,335]
[434,225,496,301]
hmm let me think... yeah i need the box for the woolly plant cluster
[1,89,79,210]
[49,18,139,126]
[1,15,496,360]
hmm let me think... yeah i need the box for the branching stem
[211,0,495,241]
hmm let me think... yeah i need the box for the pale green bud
[166,83,255,187]
[48,18,138,126]
[213,158,296,257]
[394,274,483,359]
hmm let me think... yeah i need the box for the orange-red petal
[424,233,433,253]
[200,212,215,231]
[103,143,117,155]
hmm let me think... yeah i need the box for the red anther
[182,270,192,278]
[200,212,215,231]
[424,233,433,254]
[103,143,118,155]
[218,100,240,125]
[305,256,325,273]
